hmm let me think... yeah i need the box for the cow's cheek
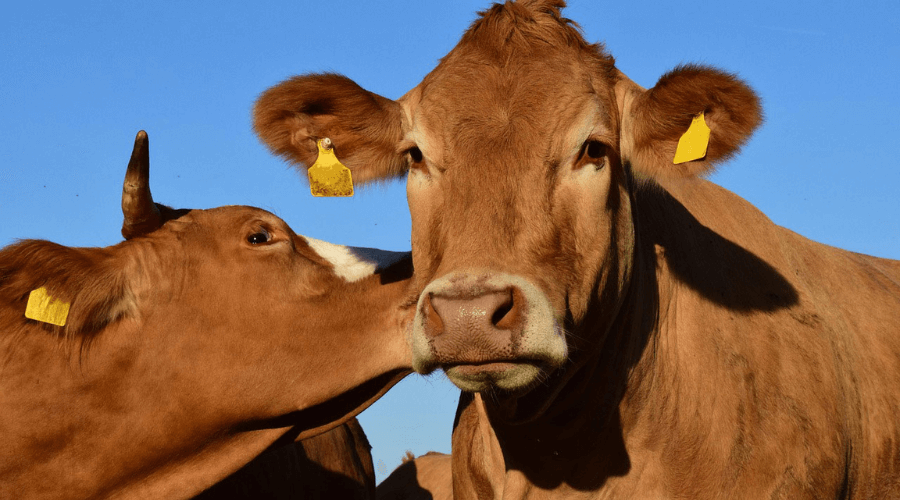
[406,172,445,281]
[553,165,618,324]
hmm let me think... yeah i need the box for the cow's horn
[121,130,162,240]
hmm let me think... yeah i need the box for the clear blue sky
[2,0,898,484]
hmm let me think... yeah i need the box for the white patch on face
[303,236,409,282]
[347,247,409,273]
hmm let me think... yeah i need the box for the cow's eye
[575,140,608,170]
[407,146,424,166]
[247,229,271,245]
[585,140,606,160]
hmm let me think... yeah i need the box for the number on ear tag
[308,138,354,197]
[25,287,70,327]
[673,112,711,164]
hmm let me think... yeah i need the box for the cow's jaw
[409,271,567,392]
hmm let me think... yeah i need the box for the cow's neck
[0,323,292,499]
[2,297,409,499]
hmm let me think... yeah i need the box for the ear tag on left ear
[25,287,70,327]
[673,112,711,164]
[308,138,354,197]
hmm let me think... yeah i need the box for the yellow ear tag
[308,138,354,197]
[673,112,711,164]
[25,287,70,327]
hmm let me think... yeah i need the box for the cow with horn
[0,131,415,499]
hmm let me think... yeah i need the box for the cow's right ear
[253,73,407,184]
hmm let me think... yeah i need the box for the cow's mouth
[443,359,546,393]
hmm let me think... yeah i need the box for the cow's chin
[444,360,575,424]
[444,361,545,394]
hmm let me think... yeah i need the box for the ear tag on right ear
[25,287,70,327]
[673,112,711,164]
[308,138,354,197]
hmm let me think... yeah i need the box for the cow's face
[134,206,412,417]
[397,38,630,395]
[255,2,760,410]
[100,132,413,432]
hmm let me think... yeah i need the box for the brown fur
[256,1,898,498]
[462,0,603,59]
[0,204,414,499]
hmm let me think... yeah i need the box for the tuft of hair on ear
[629,64,763,179]
[252,73,406,185]
[0,240,135,341]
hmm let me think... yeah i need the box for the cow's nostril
[427,287,524,339]
[423,292,445,339]
[491,290,514,327]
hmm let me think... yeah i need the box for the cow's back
[775,227,900,492]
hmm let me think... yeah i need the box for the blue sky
[2,0,898,484]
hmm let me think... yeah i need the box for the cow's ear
[1,241,135,339]
[616,64,762,179]
[254,73,406,184]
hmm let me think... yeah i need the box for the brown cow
[254,1,900,497]
[0,131,415,499]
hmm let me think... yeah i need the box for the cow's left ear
[254,73,406,184]
[1,241,135,339]
[616,64,762,179]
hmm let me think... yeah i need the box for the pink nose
[421,287,525,363]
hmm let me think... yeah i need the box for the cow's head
[120,132,418,433]
[0,132,418,497]
[3,131,414,436]
[254,1,760,415]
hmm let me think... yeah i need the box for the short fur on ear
[253,73,406,184]
[0,240,134,339]
[618,64,762,179]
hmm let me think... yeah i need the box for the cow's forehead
[405,64,615,172]
[403,5,617,159]
[154,206,289,241]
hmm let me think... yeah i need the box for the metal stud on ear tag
[25,287,70,327]
[308,138,354,197]
[673,112,711,164]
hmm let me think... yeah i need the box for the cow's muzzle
[409,272,568,392]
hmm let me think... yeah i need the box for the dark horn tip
[131,131,148,152]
